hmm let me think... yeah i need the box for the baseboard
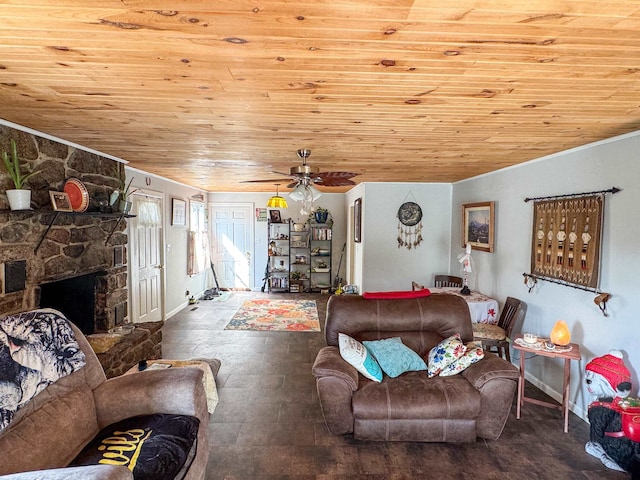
[522,370,588,422]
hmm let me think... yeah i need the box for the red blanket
[362,289,431,300]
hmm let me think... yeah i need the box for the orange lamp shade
[550,320,571,346]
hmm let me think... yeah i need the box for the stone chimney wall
[0,124,128,331]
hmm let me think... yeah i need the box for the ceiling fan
[244,149,357,215]
[243,149,358,189]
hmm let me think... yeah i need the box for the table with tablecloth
[429,287,499,324]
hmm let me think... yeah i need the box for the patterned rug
[225,299,321,331]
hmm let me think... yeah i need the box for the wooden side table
[512,334,582,433]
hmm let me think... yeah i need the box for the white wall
[347,182,453,292]
[209,192,347,290]
[125,167,209,318]
[451,131,640,419]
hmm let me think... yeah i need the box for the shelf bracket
[104,214,126,245]
[34,211,61,253]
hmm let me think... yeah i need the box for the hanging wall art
[524,187,620,292]
[529,194,604,289]
[397,200,423,250]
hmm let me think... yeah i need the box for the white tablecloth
[429,287,499,324]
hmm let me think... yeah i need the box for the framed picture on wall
[462,201,494,252]
[171,198,186,226]
[269,209,282,223]
[354,197,362,243]
[49,191,73,212]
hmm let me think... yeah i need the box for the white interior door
[129,193,163,323]
[210,203,253,290]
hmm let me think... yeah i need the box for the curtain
[135,198,161,227]
[188,231,209,276]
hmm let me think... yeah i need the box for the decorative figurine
[584,350,640,474]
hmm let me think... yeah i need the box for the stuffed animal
[584,349,640,474]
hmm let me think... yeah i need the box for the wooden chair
[434,275,463,288]
[472,296,525,363]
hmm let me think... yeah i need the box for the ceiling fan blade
[287,180,300,189]
[241,178,293,184]
[315,177,356,187]
[315,171,358,180]
[312,171,358,186]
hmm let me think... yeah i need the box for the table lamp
[550,320,571,346]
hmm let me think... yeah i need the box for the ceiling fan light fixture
[289,184,306,201]
[307,184,322,201]
[267,184,288,209]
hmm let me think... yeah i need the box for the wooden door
[210,203,253,290]
[129,193,163,322]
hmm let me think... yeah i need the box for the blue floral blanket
[0,309,86,432]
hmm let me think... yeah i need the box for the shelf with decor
[309,222,332,293]
[267,219,290,293]
[289,220,311,293]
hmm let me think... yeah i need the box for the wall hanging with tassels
[397,193,423,250]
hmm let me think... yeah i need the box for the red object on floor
[362,289,431,300]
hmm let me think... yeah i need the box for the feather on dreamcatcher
[397,198,423,250]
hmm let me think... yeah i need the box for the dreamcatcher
[397,198,423,250]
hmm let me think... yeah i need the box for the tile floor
[162,291,628,480]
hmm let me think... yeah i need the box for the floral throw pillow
[427,333,467,378]
[439,343,485,376]
[338,333,383,382]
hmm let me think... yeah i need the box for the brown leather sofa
[312,293,519,442]
[0,317,209,480]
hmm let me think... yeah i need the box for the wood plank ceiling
[1,1,640,192]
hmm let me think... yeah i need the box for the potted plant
[110,167,137,213]
[2,139,41,210]
[310,206,329,224]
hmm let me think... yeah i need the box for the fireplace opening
[39,271,107,334]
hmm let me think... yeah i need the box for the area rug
[225,299,320,332]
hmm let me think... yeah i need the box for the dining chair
[434,275,463,288]
[472,296,525,363]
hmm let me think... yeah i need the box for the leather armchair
[312,294,519,442]
[0,319,209,479]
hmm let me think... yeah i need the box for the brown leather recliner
[0,314,209,480]
[312,293,519,442]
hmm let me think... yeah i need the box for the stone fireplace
[39,270,118,335]
[1,125,162,377]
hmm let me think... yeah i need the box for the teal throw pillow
[363,337,427,378]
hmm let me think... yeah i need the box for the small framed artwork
[49,191,73,212]
[462,201,495,252]
[354,197,362,243]
[171,198,186,226]
[269,209,282,223]
[256,208,268,222]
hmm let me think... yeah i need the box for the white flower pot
[6,189,32,210]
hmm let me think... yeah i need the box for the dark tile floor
[162,291,629,480]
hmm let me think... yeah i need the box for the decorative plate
[397,201,422,226]
[64,178,89,212]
